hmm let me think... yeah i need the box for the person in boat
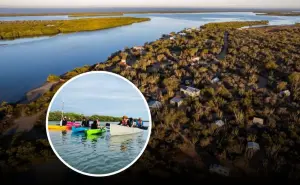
[81,117,89,127]
[135,118,144,128]
[128,117,134,127]
[91,120,98,129]
[118,115,130,127]
[62,116,67,126]
[86,118,90,126]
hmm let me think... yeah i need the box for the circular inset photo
[46,71,151,177]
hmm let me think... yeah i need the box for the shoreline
[16,81,60,104]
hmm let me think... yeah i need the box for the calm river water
[1,12,300,102]
[48,121,149,174]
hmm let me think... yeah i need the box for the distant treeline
[48,111,122,121]
[201,20,269,30]
[255,12,300,16]
[0,17,150,40]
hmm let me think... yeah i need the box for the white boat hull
[109,124,143,136]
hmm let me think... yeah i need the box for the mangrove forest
[0,17,150,40]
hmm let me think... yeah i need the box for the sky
[1,0,300,9]
[50,73,149,120]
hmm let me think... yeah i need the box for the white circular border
[46,71,152,177]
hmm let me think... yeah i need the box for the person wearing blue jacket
[135,118,144,128]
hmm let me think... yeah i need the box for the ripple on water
[49,130,148,174]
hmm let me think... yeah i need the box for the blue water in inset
[1,12,300,102]
[48,121,149,174]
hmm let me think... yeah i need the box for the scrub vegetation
[0,17,150,40]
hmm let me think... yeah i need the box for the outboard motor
[105,123,110,130]
[105,123,111,139]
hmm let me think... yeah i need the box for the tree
[157,54,165,62]
[240,46,249,53]
[188,48,198,57]
[111,55,120,63]
[289,72,300,100]
[47,74,60,82]
[163,76,180,93]
[277,81,287,91]
[265,61,278,70]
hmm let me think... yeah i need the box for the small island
[0,17,150,40]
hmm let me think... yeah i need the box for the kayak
[48,125,67,130]
[67,122,81,126]
[67,122,79,125]
[72,126,88,133]
[66,123,81,129]
[108,124,144,136]
[85,129,106,136]
[87,134,100,141]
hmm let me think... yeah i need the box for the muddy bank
[17,81,59,104]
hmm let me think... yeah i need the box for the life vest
[121,120,128,126]
[137,121,142,127]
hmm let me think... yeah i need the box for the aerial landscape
[0,0,300,183]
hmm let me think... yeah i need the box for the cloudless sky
[50,73,149,120]
[1,0,300,8]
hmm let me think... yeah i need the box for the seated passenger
[118,116,129,127]
[91,120,98,129]
[82,118,89,127]
[135,118,144,128]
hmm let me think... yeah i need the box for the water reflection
[61,130,67,144]
[49,129,148,174]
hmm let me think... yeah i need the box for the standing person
[86,118,90,127]
[118,116,129,127]
[135,118,144,128]
[62,116,67,126]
